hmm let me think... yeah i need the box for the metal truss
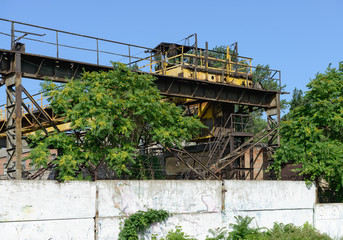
[0,18,282,179]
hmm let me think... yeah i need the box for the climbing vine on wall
[118,209,169,240]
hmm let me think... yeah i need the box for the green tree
[209,45,242,71]
[252,64,279,90]
[282,87,305,121]
[28,63,205,181]
[248,64,287,135]
[272,62,343,202]
[288,87,304,111]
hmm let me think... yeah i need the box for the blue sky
[1,0,342,105]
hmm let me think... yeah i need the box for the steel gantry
[0,18,282,179]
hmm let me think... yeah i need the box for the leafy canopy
[282,87,305,121]
[28,63,205,181]
[272,62,343,198]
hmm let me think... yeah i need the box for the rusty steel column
[5,74,16,178]
[277,92,281,146]
[15,51,22,179]
[277,71,281,146]
[5,45,23,179]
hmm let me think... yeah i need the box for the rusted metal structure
[0,18,282,179]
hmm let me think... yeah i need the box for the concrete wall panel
[97,180,222,217]
[1,180,341,239]
[315,203,343,238]
[97,218,121,240]
[0,181,95,221]
[0,219,94,240]
[224,180,316,211]
[97,213,222,240]
[143,212,222,240]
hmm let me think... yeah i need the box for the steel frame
[0,19,281,179]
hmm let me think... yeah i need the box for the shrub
[144,214,333,240]
[160,226,197,240]
[205,217,333,240]
[262,222,332,240]
[228,216,264,240]
[205,227,228,240]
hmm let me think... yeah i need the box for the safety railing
[0,18,158,67]
[134,45,253,75]
[0,92,49,121]
[0,18,281,91]
[133,45,281,90]
[229,114,253,133]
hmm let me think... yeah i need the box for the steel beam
[0,49,279,109]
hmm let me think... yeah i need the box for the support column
[5,47,23,179]
[266,107,279,146]
[15,51,22,180]
[5,75,16,177]
[276,92,281,146]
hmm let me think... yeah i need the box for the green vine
[118,209,169,240]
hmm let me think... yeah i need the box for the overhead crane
[0,18,281,179]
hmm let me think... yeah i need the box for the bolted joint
[11,42,25,53]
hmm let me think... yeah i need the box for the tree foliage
[288,87,305,111]
[160,226,197,240]
[129,155,165,180]
[272,62,343,201]
[248,64,287,134]
[252,64,278,90]
[28,63,205,181]
[282,87,305,121]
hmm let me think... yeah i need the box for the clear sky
[1,0,342,106]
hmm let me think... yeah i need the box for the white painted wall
[96,180,222,239]
[0,180,96,240]
[2,219,94,240]
[0,180,340,239]
[315,203,343,239]
[223,180,316,229]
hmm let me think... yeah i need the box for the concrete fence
[0,180,341,239]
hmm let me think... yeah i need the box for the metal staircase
[167,113,279,180]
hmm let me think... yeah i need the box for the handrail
[0,92,50,121]
[0,18,281,91]
[0,18,156,51]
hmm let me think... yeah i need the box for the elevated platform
[0,49,279,108]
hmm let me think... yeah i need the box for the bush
[261,222,332,240]
[205,216,332,240]
[205,227,228,240]
[152,215,333,240]
[160,226,197,240]
[227,216,264,240]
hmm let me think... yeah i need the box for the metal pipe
[96,39,99,65]
[149,52,152,73]
[194,33,198,79]
[128,46,131,69]
[205,41,208,80]
[56,31,59,58]
[181,45,184,69]
[11,22,14,48]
